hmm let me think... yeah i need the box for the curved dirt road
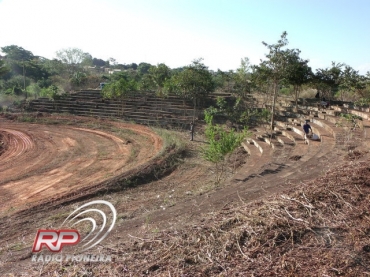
[0,115,163,214]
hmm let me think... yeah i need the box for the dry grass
[17,160,370,276]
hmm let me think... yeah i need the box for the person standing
[302,120,312,142]
[190,122,194,141]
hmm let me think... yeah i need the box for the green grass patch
[152,127,186,155]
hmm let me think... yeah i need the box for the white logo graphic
[60,200,117,252]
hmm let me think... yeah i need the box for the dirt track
[0,115,163,214]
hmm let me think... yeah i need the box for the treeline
[1,32,370,109]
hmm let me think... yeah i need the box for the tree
[259,31,291,133]
[92,58,107,67]
[203,111,248,183]
[148,63,171,96]
[314,62,343,99]
[55,48,90,73]
[137,62,152,76]
[1,45,34,61]
[81,53,93,67]
[102,74,138,115]
[213,69,234,93]
[165,58,215,121]
[337,66,366,101]
[234,57,252,97]
[70,71,87,89]
[0,60,10,77]
[284,50,312,107]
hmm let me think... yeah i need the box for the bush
[203,111,248,183]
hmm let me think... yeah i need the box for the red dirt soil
[0,114,162,214]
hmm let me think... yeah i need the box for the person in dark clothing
[303,120,312,142]
[190,122,194,141]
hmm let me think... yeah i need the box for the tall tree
[337,65,366,101]
[234,57,252,97]
[165,58,215,121]
[284,50,312,107]
[260,31,290,132]
[1,45,34,61]
[314,62,343,99]
[55,48,90,73]
[0,59,10,77]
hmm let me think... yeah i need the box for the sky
[0,0,369,74]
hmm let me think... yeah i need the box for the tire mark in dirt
[0,119,163,214]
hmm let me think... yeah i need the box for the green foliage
[340,113,362,121]
[2,75,30,95]
[138,74,155,91]
[0,59,10,77]
[1,45,34,61]
[203,111,247,164]
[70,71,87,88]
[314,62,343,98]
[234,57,252,96]
[279,85,293,95]
[27,83,42,98]
[55,48,88,65]
[336,113,362,131]
[137,62,152,75]
[149,63,172,96]
[354,98,370,107]
[165,58,215,101]
[102,77,138,99]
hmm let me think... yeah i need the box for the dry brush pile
[22,160,370,276]
[120,160,370,276]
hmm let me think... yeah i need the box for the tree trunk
[193,97,196,122]
[295,85,299,109]
[270,80,278,137]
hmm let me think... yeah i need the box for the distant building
[104,68,122,74]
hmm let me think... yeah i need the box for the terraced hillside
[26,90,231,128]
[0,93,369,276]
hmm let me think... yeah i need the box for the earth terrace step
[95,98,191,107]
[247,137,273,155]
[317,112,334,124]
[249,131,276,150]
[274,132,295,146]
[233,139,274,182]
[296,119,335,156]
[69,95,101,100]
[69,92,194,105]
[30,103,195,118]
[332,106,370,121]
[60,108,178,119]
[277,100,293,108]
[348,109,370,120]
[80,101,194,110]
[274,123,305,144]
[116,106,194,115]
[296,106,320,116]
[311,118,341,139]
[70,111,192,125]
[44,101,195,113]
[241,140,261,157]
